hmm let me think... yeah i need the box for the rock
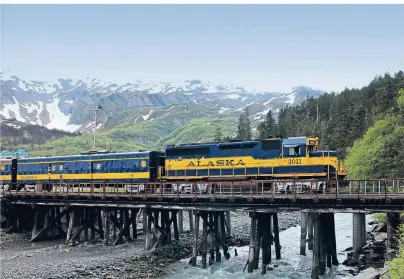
[374,233,387,242]
[346,269,356,275]
[352,267,380,279]
[343,257,359,266]
[372,223,387,233]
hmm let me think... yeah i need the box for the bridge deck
[2,179,404,211]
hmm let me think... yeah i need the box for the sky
[1,4,404,93]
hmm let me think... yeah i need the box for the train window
[93,163,102,170]
[52,165,56,172]
[59,165,64,171]
[289,147,300,156]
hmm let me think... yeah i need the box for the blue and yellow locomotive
[0,136,347,191]
[164,137,347,181]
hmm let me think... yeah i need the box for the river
[161,213,372,279]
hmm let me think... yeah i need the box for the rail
[1,179,404,201]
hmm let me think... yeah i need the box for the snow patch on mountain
[45,98,81,132]
[142,109,154,121]
[2,97,24,121]
[6,123,21,129]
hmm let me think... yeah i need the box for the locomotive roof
[282,137,309,147]
[167,137,310,149]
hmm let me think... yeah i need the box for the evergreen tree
[214,127,223,142]
[274,71,404,157]
[265,110,277,136]
[257,110,277,139]
[245,106,252,140]
[236,106,252,140]
[257,122,268,139]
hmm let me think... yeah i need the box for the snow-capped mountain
[0,72,324,133]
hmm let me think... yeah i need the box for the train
[0,136,347,193]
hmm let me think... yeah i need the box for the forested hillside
[0,118,79,150]
[344,88,404,179]
[274,71,404,158]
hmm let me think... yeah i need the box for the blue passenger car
[1,151,165,186]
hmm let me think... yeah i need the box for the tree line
[214,71,404,159]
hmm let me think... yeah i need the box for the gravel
[0,210,301,279]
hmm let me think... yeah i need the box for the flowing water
[161,213,372,279]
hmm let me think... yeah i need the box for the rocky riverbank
[343,219,390,278]
[0,210,300,279]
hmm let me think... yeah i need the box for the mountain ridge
[1,72,325,134]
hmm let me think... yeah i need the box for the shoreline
[343,217,391,278]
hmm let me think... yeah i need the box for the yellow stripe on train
[164,172,328,180]
[165,156,339,170]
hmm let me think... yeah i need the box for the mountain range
[0,71,325,153]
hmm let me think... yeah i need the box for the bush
[372,213,387,224]
[386,224,404,279]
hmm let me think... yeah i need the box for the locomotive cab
[282,137,318,158]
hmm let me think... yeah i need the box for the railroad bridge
[1,178,404,279]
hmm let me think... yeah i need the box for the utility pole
[90,105,102,151]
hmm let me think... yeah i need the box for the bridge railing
[2,179,404,199]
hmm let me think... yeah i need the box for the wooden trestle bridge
[1,178,404,278]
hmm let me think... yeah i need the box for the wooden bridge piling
[247,212,256,273]
[225,211,232,236]
[260,213,271,275]
[188,210,194,231]
[253,215,261,270]
[178,209,183,234]
[319,215,326,275]
[310,213,338,278]
[191,211,200,267]
[219,211,230,260]
[103,209,110,245]
[273,212,281,260]
[311,213,320,279]
[307,212,314,251]
[208,213,214,265]
[213,213,220,263]
[330,213,339,265]
[300,212,308,256]
[201,212,208,269]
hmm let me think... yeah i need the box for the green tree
[386,225,404,279]
[257,110,277,139]
[236,106,252,140]
[345,88,404,179]
[245,106,252,140]
[214,126,223,142]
